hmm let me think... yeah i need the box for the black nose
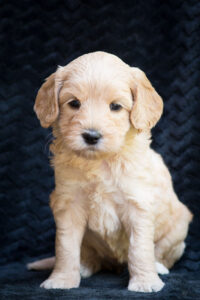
[82,129,102,145]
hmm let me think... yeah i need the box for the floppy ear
[34,70,63,128]
[130,67,163,130]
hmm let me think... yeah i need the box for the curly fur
[30,52,192,293]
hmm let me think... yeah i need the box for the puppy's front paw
[128,275,164,293]
[40,273,80,289]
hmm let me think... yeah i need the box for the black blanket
[0,0,200,299]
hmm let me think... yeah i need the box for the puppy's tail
[27,256,55,270]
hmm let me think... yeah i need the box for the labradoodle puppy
[28,52,192,293]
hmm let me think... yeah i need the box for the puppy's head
[34,52,163,156]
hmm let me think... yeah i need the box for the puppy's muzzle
[82,129,102,145]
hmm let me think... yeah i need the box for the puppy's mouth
[85,146,97,151]
[74,145,101,159]
[82,144,100,153]
[66,129,104,158]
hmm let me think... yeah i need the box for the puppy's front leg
[123,204,164,293]
[41,193,86,289]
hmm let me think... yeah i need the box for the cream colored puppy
[30,51,192,293]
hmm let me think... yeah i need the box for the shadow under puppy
[28,51,192,293]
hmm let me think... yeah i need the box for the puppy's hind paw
[155,262,169,275]
[128,276,164,293]
[80,264,93,278]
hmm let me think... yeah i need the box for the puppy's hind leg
[80,245,123,278]
[80,244,102,278]
[155,204,192,269]
[81,229,124,278]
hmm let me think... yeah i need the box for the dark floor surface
[0,0,200,299]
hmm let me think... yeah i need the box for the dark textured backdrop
[0,0,200,299]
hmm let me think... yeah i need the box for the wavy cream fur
[31,52,192,293]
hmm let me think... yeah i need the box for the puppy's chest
[87,188,121,235]
[86,163,123,237]
[86,178,129,262]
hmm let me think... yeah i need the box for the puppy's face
[34,52,163,156]
[58,57,133,155]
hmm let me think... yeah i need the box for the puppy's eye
[68,99,81,109]
[110,102,122,111]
